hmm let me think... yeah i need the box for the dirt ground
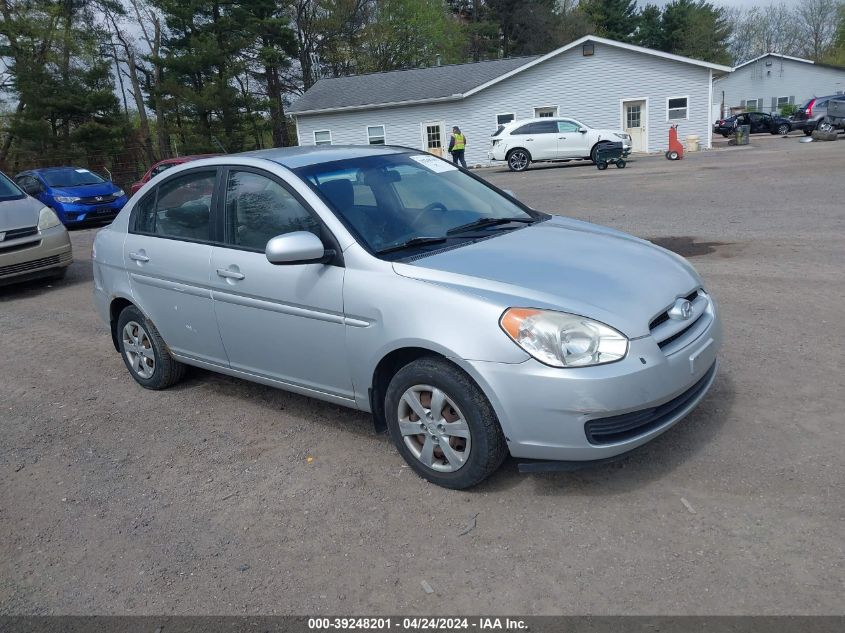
[1,136,843,615]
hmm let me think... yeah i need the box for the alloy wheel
[122,321,155,379]
[397,385,471,472]
[508,151,528,171]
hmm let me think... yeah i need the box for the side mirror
[579,127,588,134]
[265,231,330,265]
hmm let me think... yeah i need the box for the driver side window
[225,170,319,252]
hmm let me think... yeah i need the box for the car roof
[238,144,414,169]
[155,154,219,165]
[503,117,578,126]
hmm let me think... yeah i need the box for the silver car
[93,146,721,489]
[1,171,72,285]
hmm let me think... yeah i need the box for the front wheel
[590,142,611,164]
[597,161,608,170]
[777,124,790,135]
[616,160,626,169]
[385,357,508,489]
[506,149,530,172]
[117,305,186,390]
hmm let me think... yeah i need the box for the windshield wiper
[446,217,535,235]
[376,236,448,255]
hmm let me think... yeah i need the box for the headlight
[614,133,631,141]
[500,308,628,367]
[37,206,62,230]
[115,189,126,197]
[54,195,80,203]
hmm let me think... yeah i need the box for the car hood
[51,182,120,197]
[0,195,45,230]
[593,128,629,141]
[393,217,702,338]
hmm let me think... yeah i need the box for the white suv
[489,117,632,172]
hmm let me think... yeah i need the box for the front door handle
[525,138,534,141]
[216,268,245,280]
[128,251,149,263]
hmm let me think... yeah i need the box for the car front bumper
[464,306,722,462]
[55,197,127,225]
[0,224,73,284]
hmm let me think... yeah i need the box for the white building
[290,35,731,164]
[714,53,845,117]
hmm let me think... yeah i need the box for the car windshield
[295,153,540,257]
[42,168,105,188]
[0,171,25,201]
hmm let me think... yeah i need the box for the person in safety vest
[448,126,467,168]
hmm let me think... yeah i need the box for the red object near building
[130,154,219,195]
[666,125,684,160]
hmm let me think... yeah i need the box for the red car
[130,154,219,195]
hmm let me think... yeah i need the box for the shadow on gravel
[648,236,735,258]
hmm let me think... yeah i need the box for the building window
[366,125,385,145]
[496,113,515,125]
[667,97,688,120]
[313,130,332,145]
[745,98,759,111]
[534,106,557,118]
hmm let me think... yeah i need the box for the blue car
[14,167,128,226]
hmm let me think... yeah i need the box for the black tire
[818,120,835,134]
[116,305,186,390]
[776,124,790,136]
[616,160,626,169]
[803,124,815,136]
[590,142,612,164]
[506,149,530,172]
[667,150,680,161]
[597,161,608,170]
[385,356,508,489]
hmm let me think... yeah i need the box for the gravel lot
[2,137,843,615]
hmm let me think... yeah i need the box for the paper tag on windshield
[409,154,457,173]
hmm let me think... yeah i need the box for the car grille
[649,289,713,355]
[1,226,38,242]
[78,194,118,205]
[584,361,717,445]
[0,251,71,277]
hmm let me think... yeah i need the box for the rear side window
[224,170,320,251]
[531,120,558,134]
[511,123,534,135]
[133,170,216,242]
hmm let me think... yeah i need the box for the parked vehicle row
[489,117,632,172]
[92,146,721,489]
[791,94,845,135]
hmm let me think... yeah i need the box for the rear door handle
[216,268,245,280]
[128,251,149,263]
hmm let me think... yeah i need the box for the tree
[635,3,663,49]
[581,0,639,42]
[660,0,731,64]
[795,0,840,60]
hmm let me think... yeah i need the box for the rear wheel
[777,123,790,135]
[506,149,530,172]
[385,357,507,489]
[616,160,626,169]
[597,161,608,170]
[818,120,835,133]
[117,305,186,390]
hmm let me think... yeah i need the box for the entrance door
[622,100,647,152]
[422,122,444,157]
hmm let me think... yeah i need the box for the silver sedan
[93,146,721,489]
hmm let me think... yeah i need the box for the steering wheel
[410,201,449,226]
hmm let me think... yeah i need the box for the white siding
[294,42,714,165]
[714,56,845,115]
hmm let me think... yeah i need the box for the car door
[748,113,765,133]
[210,167,353,400]
[556,120,589,158]
[123,167,229,365]
[526,120,560,159]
